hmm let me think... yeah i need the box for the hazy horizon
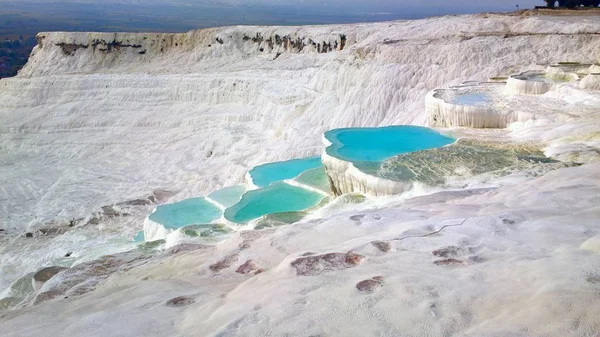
[0,0,541,37]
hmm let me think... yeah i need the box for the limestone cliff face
[22,28,350,77]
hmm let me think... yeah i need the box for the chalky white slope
[0,13,600,337]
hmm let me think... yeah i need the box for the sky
[0,0,543,13]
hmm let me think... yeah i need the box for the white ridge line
[204,197,226,211]
[283,179,331,196]
[391,218,470,242]
[245,172,259,190]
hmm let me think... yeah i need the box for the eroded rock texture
[291,251,365,276]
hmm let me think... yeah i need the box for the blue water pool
[148,197,222,229]
[249,156,322,188]
[528,73,553,83]
[325,126,455,164]
[452,92,493,106]
[294,167,331,193]
[207,185,246,208]
[224,182,326,223]
[133,231,145,242]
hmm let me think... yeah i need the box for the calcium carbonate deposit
[1,12,600,337]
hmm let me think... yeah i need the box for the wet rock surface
[0,297,21,311]
[236,260,260,274]
[238,230,270,250]
[36,227,68,237]
[350,214,365,222]
[432,246,461,258]
[32,251,154,305]
[32,267,68,284]
[372,241,392,252]
[16,192,168,243]
[164,244,209,256]
[291,251,366,276]
[587,275,600,284]
[434,258,467,266]
[210,253,240,272]
[239,241,252,250]
[356,276,384,292]
[84,191,170,226]
[151,189,176,203]
[166,296,195,308]
[27,242,203,307]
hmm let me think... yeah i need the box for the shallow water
[521,73,574,84]
[224,182,326,223]
[451,92,493,106]
[376,139,560,185]
[325,126,455,163]
[148,197,222,229]
[207,185,246,208]
[293,167,331,193]
[133,231,145,242]
[248,157,322,187]
[528,74,554,83]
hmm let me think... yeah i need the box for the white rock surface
[321,150,415,196]
[580,73,600,91]
[0,13,600,337]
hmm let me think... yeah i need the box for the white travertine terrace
[321,136,414,197]
[2,14,600,337]
[546,63,591,77]
[505,71,578,95]
[589,64,600,73]
[506,72,553,94]
[142,215,170,242]
[580,73,600,91]
[339,67,598,195]
[426,86,516,128]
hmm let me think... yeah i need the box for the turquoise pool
[133,231,145,242]
[207,185,246,208]
[325,126,455,164]
[224,182,326,223]
[294,166,331,193]
[148,197,222,229]
[249,156,323,188]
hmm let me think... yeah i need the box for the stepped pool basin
[293,166,331,193]
[148,197,222,230]
[248,156,322,187]
[322,126,457,196]
[133,231,145,242]
[224,182,326,223]
[451,92,493,106]
[527,73,572,83]
[426,83,510,128]
[207,185,246,208]
[325,126,455,164]
[507,71,579,95]
[145,160,331,240]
